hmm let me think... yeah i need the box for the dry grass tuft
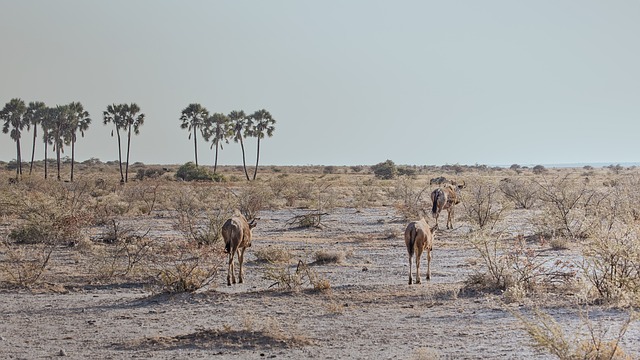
[254,245,294,263]
[313,250,345,265]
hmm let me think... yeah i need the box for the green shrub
[372,160,397,180]
[175,162,224,182]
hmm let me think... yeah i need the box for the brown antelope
[404,218,436,285]
[431,181,465,229]
[222,213,257,286]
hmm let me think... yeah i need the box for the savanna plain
[1,162,639,359]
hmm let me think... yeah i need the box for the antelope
[431,181,465,229]
[404,218,436,284]
[222,213,257,286]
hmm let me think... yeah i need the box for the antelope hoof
[415,279,421,284]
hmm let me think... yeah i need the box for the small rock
[58,349,67,356]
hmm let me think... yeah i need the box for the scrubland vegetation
[1,160,639,359]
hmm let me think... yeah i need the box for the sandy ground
[2,207,639,359]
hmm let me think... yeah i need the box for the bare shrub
[152,240,225,293]
[313,250,345,264]
[581,225,640,305]
[235,182,272,221]
[510,307,637,360]
[172,186,235,245]
[351,178,379,209]
[7,183,93,245]
[254,245,294,263]
[465,232,510,291]
[461,177,511,230]
[499,177,538,209]
[119,181,162,215]
[92,221,153,280]
[264,260,330,292]
[0,242,54,288]
[389,176,429,220]
[465,232,575,296]
[533,174,599,239]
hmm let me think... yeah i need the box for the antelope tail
[408,227,417,257]
[432,190,440,215]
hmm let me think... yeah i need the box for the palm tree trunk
[56,144,61,181]
[70,138,75,182]
[30,129,37,175]
[44,140,48,179]
[253,137,261,180]
[213,140,220,174]
[115,128,124,183]
[15,140,20,179]
[239,136,250,181]
[193,127,198,167]
[125,124,132,183]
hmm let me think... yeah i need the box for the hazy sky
[2,1,639,166]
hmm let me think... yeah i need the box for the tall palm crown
[24,101,47,174]
[103,104,128,182]
[228,110,251,180]
[50,105,73,180]
[247,109,276,180]
[202,112,231,174]
[67,102,91,182]
[68,102,91,143]
[41,106,57,179]
[180,103,209,166]
[122,103,145,182]
[1,98,28,177]
[124,103,144,135]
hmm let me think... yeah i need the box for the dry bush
[389,176,430,220]
[351,178,380,209]
[264,260,330,292]
[254,245,294,263]
[465,232,511,291]
[510,307,637,360]
[533,174,600,239]
[465,232,575,297]
[499,177,538,209]
[6,181,93,245]
[91,221,154,280]
[0,242,54,288]
[118,181,162,215]
[152,240,225,293]
[268,174,314,207]
[461,177,511,230]
[172,186,235,245]
[581,225,640,305]
[234,181,273,221]
[313,250,345,264]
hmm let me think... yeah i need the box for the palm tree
[122,103,145,183]
[50,105,72,181]
[67,102,91,182]
[1,98,28,179]
[24,101,47,175]
[228,110,251,181]
[41,107,56,179]
[179,103,209,167]
[247,109,276,180]
[202,112,230,174]
[103,104,127,183]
